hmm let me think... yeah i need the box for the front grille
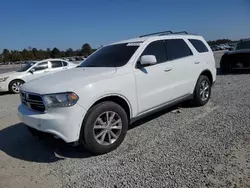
[20,91,46,112]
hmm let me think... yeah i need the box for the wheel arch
[199,69,213,84]
[79,94,132,145]
[8,79,25,90]
[87,94,132,119]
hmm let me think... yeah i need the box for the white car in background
[0,58,77,94]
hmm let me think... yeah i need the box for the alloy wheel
[12,81,23,93]
[200,80,210,101]
[93,111,122,146]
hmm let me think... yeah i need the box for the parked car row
[0,58,77,93]
[220,38,250,73]
[0,56,86,66]
[210,43,236,51]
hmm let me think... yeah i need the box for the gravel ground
[0,52,250,188]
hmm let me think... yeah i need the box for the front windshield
[16,62,36,72]
[235,41,250,50]
[77,43,139,67]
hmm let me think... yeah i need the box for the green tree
[82,43,92,56]
[77,49,84,56]
[10,50,22,61]
[32,48,40,59]
[65,48,74,57]
[0,56,3,63]
[46,48,51,58]
[51,47,60,58]
[38,50,47,59]
[2,49,10,62]
[21,48,34,60]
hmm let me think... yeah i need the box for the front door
[134,40,176,114]
[25,61,50,82]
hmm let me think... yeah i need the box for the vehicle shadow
[216,68,250,75]
[129,104,180,130]
[0,91,11,96]
[0,123,93,163]
[0,102,189,163]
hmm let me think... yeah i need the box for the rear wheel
[81,101,128,155]
[220,61,231,74]
[9,80,24,94]
[192,75,211,106]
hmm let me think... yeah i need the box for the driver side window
[137,40,167,68]
[33,62,48,71]
[141,40,167,64]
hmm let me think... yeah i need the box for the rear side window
[188,39,209,53]
[51,61,63,68]
[63,61,68,66]
[141,40,167,64]
[165,39,193,61]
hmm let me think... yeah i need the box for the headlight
[43,92,79,108]
[0,77,9,82]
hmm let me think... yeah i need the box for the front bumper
[0,81,9,92]
[18,103,87,143]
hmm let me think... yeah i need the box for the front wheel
[220,61,231,74]
[192,75,211,106]
[9,80,24,94]
[81,101,128,155]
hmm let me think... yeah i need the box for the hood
[20,67,117,94]
[224,49,250,55]
[0,71,23,78]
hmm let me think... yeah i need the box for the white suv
[0,59,76,94]
[18,31,216,154]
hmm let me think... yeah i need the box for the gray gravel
[0,52,250,188]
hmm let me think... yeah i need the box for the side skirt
[130,94,193,124]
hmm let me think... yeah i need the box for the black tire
[220,61,231,74]
[9,80,24,94]
[81,101,128,155]
[192,75,211,107]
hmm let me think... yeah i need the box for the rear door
[164,38,200,97]
[187,38,216,73]
[49,60,65,74]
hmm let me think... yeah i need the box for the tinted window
[189,39,209,53]
[141,40,167,64]
[16,62,36,72]
[51,61,63,68]
[165,39,193,61]
[235,41,250,50]
[78,43,139,67]
[33,62,48,71]
[63,61,68,66]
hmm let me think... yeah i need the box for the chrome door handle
[195,61,200,64]
[164,68,172,72]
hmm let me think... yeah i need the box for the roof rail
[173,31,189,34]
[139,30,196,38]
[139,31,173,38]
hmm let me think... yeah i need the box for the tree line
[0,43,96,63]
[0,39,241,63]
[207,39,239,46]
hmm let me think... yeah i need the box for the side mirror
[140,55,157,66]
[29,68,35,74]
